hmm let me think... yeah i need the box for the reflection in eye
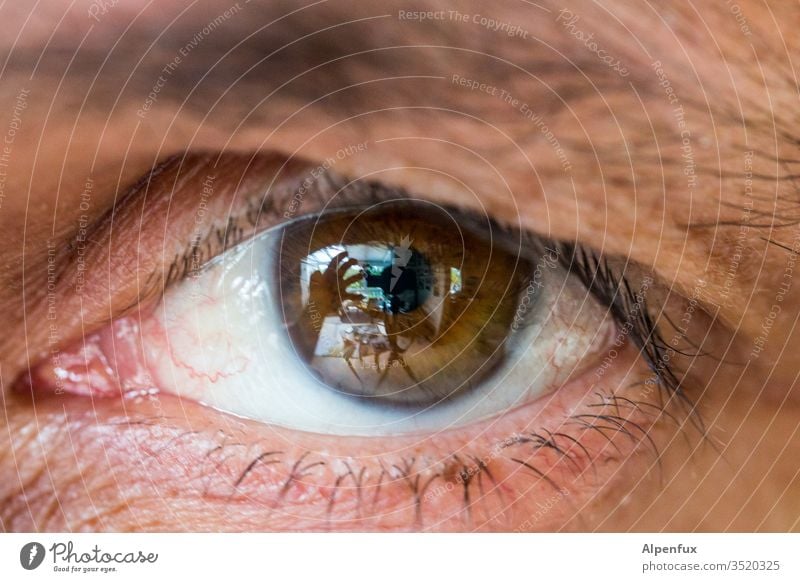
[280,202,531,405]
[100,199,615,436]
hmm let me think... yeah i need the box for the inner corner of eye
[30,200,611,437]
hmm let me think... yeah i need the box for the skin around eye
[12,166,689,531]
[15,200,684,532]
[33,201,617,437]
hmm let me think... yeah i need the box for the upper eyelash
[560,242,707,436]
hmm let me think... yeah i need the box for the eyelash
[565,246,693,411]
[565,245,708,436]
[152,163,395,290]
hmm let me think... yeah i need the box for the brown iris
[276,200,536,406]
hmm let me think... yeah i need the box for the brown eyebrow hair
[14,0,794,249]
[14,0,650,117]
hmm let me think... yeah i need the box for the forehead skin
[0,4,798,415]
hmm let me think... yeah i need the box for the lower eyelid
[14,335,669,531]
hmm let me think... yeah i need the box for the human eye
[47,197,614,436]
[18,154,695,531]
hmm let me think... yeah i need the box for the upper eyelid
[18,151,369,366]
[63,150,400,288]
[158,155,414,286]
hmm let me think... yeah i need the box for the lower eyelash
[104,341,677,531]
[193,386,668,525]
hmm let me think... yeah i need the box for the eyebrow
[14,0,646,118]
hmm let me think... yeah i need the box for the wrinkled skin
[1,0,799,531]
